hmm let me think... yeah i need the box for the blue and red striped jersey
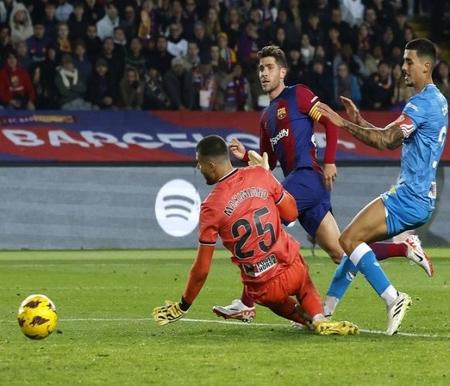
[260,84,323,176]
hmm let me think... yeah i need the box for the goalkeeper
[153,135,358,336]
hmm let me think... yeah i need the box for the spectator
[192,21,213,63]
[217,32,236,72]
[88,58,117,109]
[43,1,58,42]
[9,3,33,44]
[285,0,302,38]
[380,26,396,58]
[167,22,188,58]
[362,60,394,110]
[180,40,200,71]
[390,62,413,111]
[55,0,74,23]
[195,60,218,111]
[84,0,104,25]
[435,61,450,102]
[285,48,304,86]
[330,7,353,45]
[304,13,324,47]
[126,37,146,77]
[68,2,88,41]
[55,53,91,110]
[56,21,71,55]
[30,45,59,109]
[209,45,227,75]
[301,59,333,105]
[272,27,290,54]
[155,0,171,33]
[333,43,369,80]
[237,21,259,74]
[15,40,32,71]
[72,39,92,82]
[300,34,315,67]
[203,7,221,40]
[272,9,299,49]
[163,56,194,110]
[137,0,158,40]
[0,50,35,109]
[333,62,362,109]
[98,37,124,81]
[147,34,174,76]
[97,3,120,41]
[112,26,127,58]
[143,67,170,109]
[340,0,365,28]
[84,23,101,63]
[0,24,12,66]
[183,0,198,39]
[223,7,241,51]
[0,0,16,24]
[218,63,251,111]
[119,66,144,110]
[121,4,138,41]
[26,21,50,64]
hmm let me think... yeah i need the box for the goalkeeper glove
[153,300,187,326]
[248,150,269,170]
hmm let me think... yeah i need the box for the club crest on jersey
[277,107,287,120]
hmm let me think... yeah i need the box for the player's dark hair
[196,135,228,159]
[405,38,437,66]
[257,45,288,68]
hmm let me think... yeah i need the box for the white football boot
[404,235,434,277]
[386,292,412,335]
[212,299,256,323]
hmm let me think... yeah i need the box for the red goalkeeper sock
[241,286,255,308]
[370,241,408,261]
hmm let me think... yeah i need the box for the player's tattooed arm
[341,121,404,150]
[316,102,404,150]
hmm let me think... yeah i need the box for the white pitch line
[4,317,448,339]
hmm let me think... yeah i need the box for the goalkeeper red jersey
[198,166,300,285]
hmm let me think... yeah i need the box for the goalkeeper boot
[313,320,359,336]
[404,235,434,277]
[212,299,256,323]
[386,292,412,335]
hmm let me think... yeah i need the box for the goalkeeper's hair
[196,135,229,160]
[405,38,437,66]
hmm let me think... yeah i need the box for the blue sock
[350,243,391,296]
[326,255,357,299]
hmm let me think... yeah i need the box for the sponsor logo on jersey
[242,254,278,277]
[270,128,289,149]
[277,107,287,120]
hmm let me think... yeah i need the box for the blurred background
[0,0,449,249]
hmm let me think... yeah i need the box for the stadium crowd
[0,0,448,112]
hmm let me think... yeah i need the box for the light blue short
[381,185,433,238]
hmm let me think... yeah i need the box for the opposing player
[213,45,431,323]
[316,38,447,334]
[153,135,359,336]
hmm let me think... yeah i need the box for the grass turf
[0,249,449,385]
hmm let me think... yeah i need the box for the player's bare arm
[316,102,404,150]
[340,96,375,128]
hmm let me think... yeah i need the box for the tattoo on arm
[342,121,404,150]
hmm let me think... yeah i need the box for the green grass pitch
[1,249,449,385]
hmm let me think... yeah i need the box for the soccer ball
[17,294,58,340]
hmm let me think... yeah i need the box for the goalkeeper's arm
[180,244,215,310]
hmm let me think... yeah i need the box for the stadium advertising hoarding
[1,111,448,163]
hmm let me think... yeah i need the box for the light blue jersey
[399,84,448,203]
[382,84,448,236]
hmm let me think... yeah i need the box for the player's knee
[339,232,355,256]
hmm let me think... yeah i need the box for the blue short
[282,167,331,237]
[381,185,433,238]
